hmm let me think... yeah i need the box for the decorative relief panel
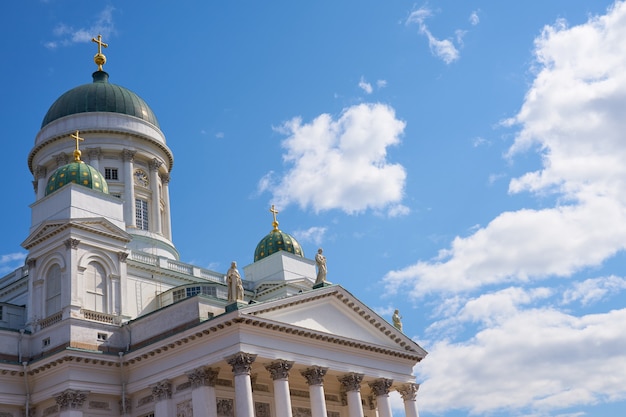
[217,398,234,417]
[255,402,270,417]
[88,400,110,409]
[43,405,58,417]
[176,399,193,417]
[292,407,312,417]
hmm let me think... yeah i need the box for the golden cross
[70,130,84,161]
[270,205,279,230]
[91,34,108,55]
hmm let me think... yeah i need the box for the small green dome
[41,71,159,128]
[254,229,304,262]
[46,161,109,196]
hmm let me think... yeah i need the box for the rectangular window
[135,199,149,230]
[42,337,51,347]
[0,305,3,321]
[97,332,108,341]
[104,167,119,180]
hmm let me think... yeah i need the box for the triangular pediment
[22,217,131,249]
[241,285,426,357]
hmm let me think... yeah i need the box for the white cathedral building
[0,38,427,417]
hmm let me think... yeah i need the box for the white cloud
[259,103,407,215]
[358,76,373,94]
[0,252,26,274]
[562,275,626,306]
[406,6,460,64]
[418,305,626,415]
[45,6,116,49]
[293,226,327,246]
[376,79,387,89]
[386,1,626,296]
[469,10,480,26]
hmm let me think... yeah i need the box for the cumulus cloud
[259,103,407,216]
[45,6,116,49]
[418,302,626,415]
[406,6,460,64]
[386,2,626,415]
[562,275,626,306]
[387,1,626,296]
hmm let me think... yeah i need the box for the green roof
[254,229,304,262]
[45,161,109,196]
[41,71,159,128]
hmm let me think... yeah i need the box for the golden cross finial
[91,34,108,71]
[70,130,84,162]
[270,205,279,231]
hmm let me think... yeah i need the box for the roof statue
[315,248,327,284]
[393,309,403,332]
[226,261,244,303]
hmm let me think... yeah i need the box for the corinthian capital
[265,360,294,380]
[226,352,257,376]
[338,373,364,393]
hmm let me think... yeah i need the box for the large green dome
[46,161,109,196]
[41,71,159,129]
[254,229,304,262]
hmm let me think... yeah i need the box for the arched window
[46,264,62,317]
[84,262,107,312]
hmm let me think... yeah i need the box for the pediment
[242,285,426,357]
[22,217,131,249]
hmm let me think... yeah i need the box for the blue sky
[2,1,626,416]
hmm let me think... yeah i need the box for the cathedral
[0,37,426,417]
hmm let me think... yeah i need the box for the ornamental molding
[265,360,294,380]
[186,366,220,388]
[55,389,89,411]
[64,238,80,250]
[300,366,327,386]
[149,158,163,171]
[122,149,136,162]
[338,373,363,393]
[369,378,393,396]
[226,352,257,376]
[397,383,419,401]
[151,379,172,401]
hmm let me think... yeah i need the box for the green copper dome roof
[254,229,304,262]
[45,161,109,196]
[41,71,159,129]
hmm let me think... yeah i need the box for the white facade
[0,64,426,417]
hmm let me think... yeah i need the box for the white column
[55,389,88,417]
[339,374,364,417]
[149,158,163,234]
[301,367,328,417]
[398,383,420,417]
[86,148,101,171]
[369,379,393,417]
[35,165,47,199]
[122,150,136,228]
[160,173,172,240]
[152,380,174,417]
[265,360,294,417]
[227,352,257,417]
[187,366,219,417]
